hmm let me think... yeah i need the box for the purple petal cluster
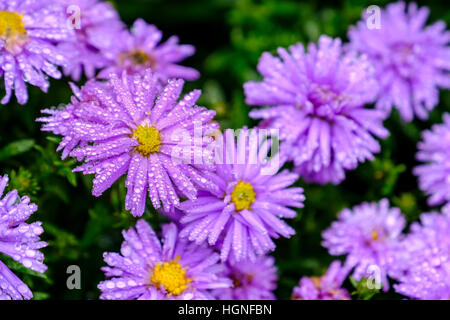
[348,1,450,122]
[98,220,231,300]
[244,35,388,185]
[393,207,450,300]
[99,19,199,87]
[55,0,125,81]
[322,199,405,291]
[0,0,75,105]
[39,71,218,217]
[0,175,47,300]
[414,113,450,206]
[291,261,350,300]
[213,255,277,300]
[179,128,305,262]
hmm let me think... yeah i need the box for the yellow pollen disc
[132,124,161,156]
[230,180,256,211]
[0,11,26,37]
[151,256,192,296]
[120,50,155,67]
[371,231,379,240]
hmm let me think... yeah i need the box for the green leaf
[0,139,35,161]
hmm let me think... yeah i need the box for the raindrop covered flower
[244,35,388,185]
[414,113,450,206]
[179,128,305,262]
[213,255,277,300]
[99,19,199,87]
[0,0,75,105]
[348,1,450,122]
[55,0,125,81]
[0,175,47,300]
[291,261,350,300]
[98,220,231,300]
[393,207,450,300]
[39,70,218,217]
[322,199,405,291]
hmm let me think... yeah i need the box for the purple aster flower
[393,207,450,300]
[179,128,305,262]
[244,35,388,185]
[0,0,75,105]
[0,175,47,300]
[99,19,199,87]
[39,70,219,217]
[414,113,450,206]
[55,0,125,81]
[98,220,231,300]
[322,199,406,291]
[213,255,277,300]
[291,261,350,300]
[348,2,450,122]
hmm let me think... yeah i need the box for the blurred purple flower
[98,220,231,300]
[213,255,277,300]
[292,261,350,300]
[0,175,47,300]
[55,0,125,81]
[322,199,405,291]
[99,19,199,87]
[414,113,450,206]
[39,71,218,217]
[244,35,388,185]
[348,1,450,122]
[0,0,75,105]
[393,207,450,299]
[179,128,305,262]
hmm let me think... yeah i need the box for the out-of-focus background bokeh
[0,0,449,299]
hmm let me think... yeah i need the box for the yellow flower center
[230,180,256,211]
[151,257,192,296]
[0,11,26,37]
[119,50,156,68]
[371,231,379,241]
[132,124,162,156]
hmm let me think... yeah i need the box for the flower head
[292,261,350,300]
[39,71,218,217]
[213,255,277,300]
[348,1,450,122]
[322,199,405,291]
[98,220,231,300]
[244,35,388,185]
[179,128,305,262]
[414,113,450,206]
[0,0,75,105]
[0,175,47,300]
[55,0,125,81]
[99,19,199,87]
[394,207,450,299]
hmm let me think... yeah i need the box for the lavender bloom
[0,175,47,300]
[213,255,277,300]
[179,128,305,262]
[38,80,109,159]
[98,220,231,300]
[39,71,218,217]
[244,35,388,185]
[394,207,450,300]
[292,261,350,300]
[0,0,74,105]
[348,2,450,122]
[55,0,125,81]
[414,113,450,206]
[322,199,405,291]
[99,19,199,87]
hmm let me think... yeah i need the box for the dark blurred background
[0,0,449,299]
